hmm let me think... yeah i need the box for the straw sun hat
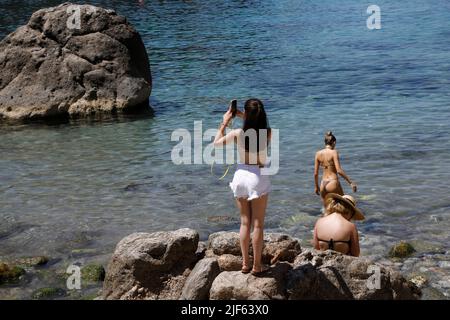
[324,193,365,221]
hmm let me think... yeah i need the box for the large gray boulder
[286,249,421,300]
[0,3,152,121]
[207,231,241,256]
[102,228,199,300]
[180,257,221,300]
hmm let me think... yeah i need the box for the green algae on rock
[389,241,416,258]
[81,264,106,283]
[32,287,66,300]
[13,256,49,267]
[0,263,26,284]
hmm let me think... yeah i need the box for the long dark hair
[242,98,270,152]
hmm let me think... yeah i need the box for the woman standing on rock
[214,98,271,276]
[314,131,357,206]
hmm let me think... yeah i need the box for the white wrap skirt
[229,164,271,200]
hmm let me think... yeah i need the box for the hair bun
[326,131,332,136]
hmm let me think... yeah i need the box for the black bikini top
[318,237,351,253]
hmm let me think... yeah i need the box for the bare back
[236,128,271,166]
[316,148,338,180]
[313,213,360,256]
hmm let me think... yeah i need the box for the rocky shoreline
[101,228,420,300]
[2,228,449,299]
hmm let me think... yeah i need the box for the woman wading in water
[314,131,357,206]
[214,98,271,276]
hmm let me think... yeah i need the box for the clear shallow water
[0,0,449,299]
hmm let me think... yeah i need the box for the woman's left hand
[314,186,320,195]
[223,107,233,125]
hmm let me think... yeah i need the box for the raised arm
[213,127,239,147]
[214,107,237,146]
[314,152,320,195]
[333,150,357,192]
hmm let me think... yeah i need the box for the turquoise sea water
[0,0,449,298]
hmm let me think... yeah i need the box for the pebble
[429,215,442,223]
[131,285,138,295]
[436,280,450,289]
[377,259,393,267]
[419,267,429,273]
[409,275,428,289]
[417,259,436,267]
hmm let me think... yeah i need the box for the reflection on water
[0,0,449,299]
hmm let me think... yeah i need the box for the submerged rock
[0,2,152,122]
[81,264,105,283]
[71,248,98,257]
[102,228,199,300]
[0,263,26,284]
[32,287,66,300]
[206,216,237,224]
[389,242,416,258]
[12,256,49,267]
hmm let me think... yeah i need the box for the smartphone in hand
[230,99,237,118]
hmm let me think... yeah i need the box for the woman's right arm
[350,225,360,257]
[213,107,237,146]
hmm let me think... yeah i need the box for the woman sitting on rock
[214,98,271,276]
[313,193,364,257]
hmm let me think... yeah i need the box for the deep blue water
[0,0,449,298]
